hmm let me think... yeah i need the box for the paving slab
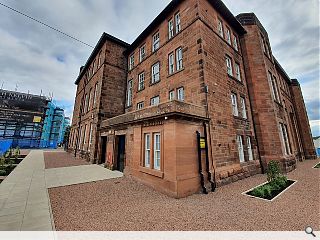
[0,150,54,231]
[45,165,123,188]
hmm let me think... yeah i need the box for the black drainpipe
[196,131,208,194]
[203,122,216,192]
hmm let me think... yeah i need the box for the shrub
[267,161,281,183]
[251,187,266,198]
[0,169,6,176]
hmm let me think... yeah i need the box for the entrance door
[116,135,126,172]
[100,137,107,164]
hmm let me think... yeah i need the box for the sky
[0,0,319,136]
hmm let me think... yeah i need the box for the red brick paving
[44,151,90,169]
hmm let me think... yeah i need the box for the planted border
[243,179,297,201]
[313,163,320,169]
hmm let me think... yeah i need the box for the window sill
[228,74,244,85]
[137,88,145,93]
[233,116,248,121]
[139,166,164,178]
[274,100,283,107]
[149,80,161,87]
[167,68,184,78]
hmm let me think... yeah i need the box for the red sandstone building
[69,0,316,198]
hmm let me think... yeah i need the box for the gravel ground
[44,151,90,169]
[49,159,320,231]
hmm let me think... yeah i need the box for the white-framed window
[218,19,224,37]
[268,72,280,102]
[240,97,247,119]
[138,72,145,91]
[139,45,146,62]
[152,32,160,52]
[247,137,253,161]
[154,133,161,170]
[169,90,175,101]
[237,135,245,162]
[231,93,238,117]
[151,62,160,83]
[93,83,98,106]
[98,51,102,66]
[82,125,87,151]
[280,123,291,155]
[84,94,89,113]
[87,89,92,111]
[176,47,183,71]
[226,56,233,76]
[137,102,144,110]
[175,12,181,33]
[177,87,184,101]
[129,54,135,70]
[235,63,241,81]
[88,123,93,151]
[150,96,160,106]
[93,60,97,74]
[226,28,231,44]
[233,35,239,51]
[168,18,174,39]
[78,126,83,150]
[169,52,175,74]
[144,134,151,167]
[127,80,133,107]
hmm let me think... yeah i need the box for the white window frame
[138,72,145,91]
[218,19,224,37]
[152,32,160,52]
[98,51,102,66]
[175,12,181,33]
[129,54,134,70]
[247,137,253,161]
[226,56,233,76]
[237,135,245,162]
[84,94,89,113]
[88,123,93,151]
[137,102,144,110]
[169,90,175,101]
[177,87,184,101]
[176,47,183,71]
[268,72,280,102]
[151,62,160,83]
[280,123,291,155]
[235,63,241,81]
[226,28,231,44]
[139,45,146,62]
[87,89,92,111]
[168,18,174,39]
[240,97,247,119]
[145,134,151,168]
[93,83,98,106]
[82,125,87,151]
[231,93,238,117]
[150,96,160,106]
[233,35,239,51]
[127,80,133,107]
[154,133,161,170]
[169,52,175,74]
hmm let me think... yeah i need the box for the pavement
[0,150,123,231]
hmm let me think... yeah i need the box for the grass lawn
[314,163,320,169]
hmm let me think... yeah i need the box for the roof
[273,58,292,85]
[125,0,246,54]
[75,32,129,85]
[236,13,269,37]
